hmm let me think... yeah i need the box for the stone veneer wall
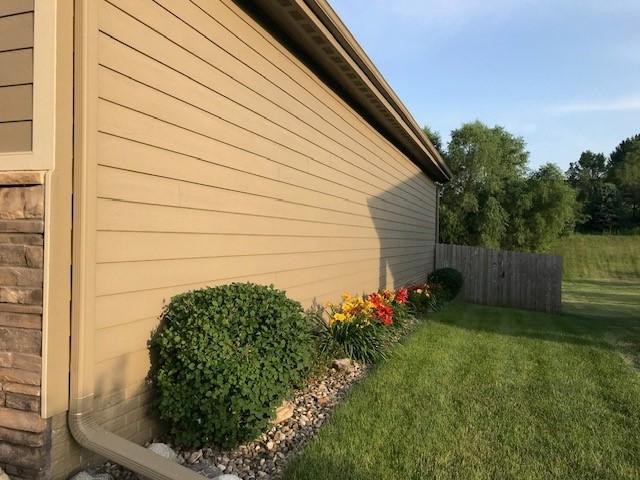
[0,171,50,479]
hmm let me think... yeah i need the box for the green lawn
[551,234,640,280]
[283,281,640,480]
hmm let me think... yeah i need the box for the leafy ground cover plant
[151,283,313,448]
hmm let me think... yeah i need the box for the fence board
[435,243,562,313]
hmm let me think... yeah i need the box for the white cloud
[548,95,640,113]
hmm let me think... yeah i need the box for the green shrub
[427,268,464,301]
[151,283,313,448]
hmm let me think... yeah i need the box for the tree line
[566,135,640,233]
[425,121,640,252]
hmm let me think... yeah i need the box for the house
[0,0,451,478]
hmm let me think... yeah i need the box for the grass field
[551,234,640,280]
[283,282,640,479]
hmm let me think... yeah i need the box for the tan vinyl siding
[0,0,34,152]
[90,0,437,420]
[0,48,33,86]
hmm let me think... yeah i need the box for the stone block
[23,247,43,268]
[0,369,40,386]
[5,393,39,412]
[0,287,42,305]
[0,407,46,433]
[0,221,44,234]
[3,384,40,397]
[0,172,44,187]
[0,234,43,246]
[0,426,46,448]
[0,354,11,368]
[0,311,41,330]
[0,245,27,266]
[0,304,41,315]
[0,186,44,221]
[0,268,43,288]
[0,245,43,268]
[0,442,49,466]
[11,354,40,373]
[0,328,41,355]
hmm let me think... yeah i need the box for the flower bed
[89,269,462,480]
[312,288,411,363]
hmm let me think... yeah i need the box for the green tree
[440,121,528,248]
[608,134,640,226]
[513,164,577,251]
[588,182,623,232]
[422,125,444,157]
[565,151,610,230]
[440,122,576,251]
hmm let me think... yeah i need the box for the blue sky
[329,0,640,170]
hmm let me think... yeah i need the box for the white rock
[0,468,10,480]
[147,442,183,464]
[215,475,242,480]
[332,358,355,372]
[273,400,294,424]
[69,472,113,480]
[188,449,203,464]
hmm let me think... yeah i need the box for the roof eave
[241,0,452,182]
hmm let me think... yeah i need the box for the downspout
[66,2,205,478]
[434,184,441,269]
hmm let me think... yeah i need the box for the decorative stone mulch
[94,360,368,480]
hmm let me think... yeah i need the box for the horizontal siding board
[94,253,431,331]
[186,0,435,194]
[97,198,434,240]
[91,0,439,392]
[96,134,435,229]
[96,316,158,362]
[96,35,433,213]
[95,248,432,296]
[96,166,433,234]
[0,13,33,52]
[96,104,435,225]
[0,49,32,86]
[0,120,31,151]
[101,0,433,201]
[94,350,151,396]
[96,69,434,219]
[0,0,33,17]
[96,231,429,263]
[94,254,431,361]
[0,84,32,121]
[96,34,433,210]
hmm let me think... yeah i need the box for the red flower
[394,288,408,304]
[367,293,394,326]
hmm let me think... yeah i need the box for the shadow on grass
[432,279,640,370]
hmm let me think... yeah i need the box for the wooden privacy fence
[435,244,562,313]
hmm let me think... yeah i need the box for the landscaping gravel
[92,359,368,480]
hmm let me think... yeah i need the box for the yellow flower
[333,313,346,322]
[416,289,423,294]
[342,292,352,301]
